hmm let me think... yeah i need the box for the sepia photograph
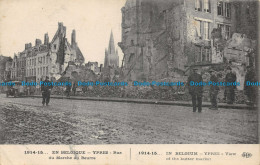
[0,0,259,164]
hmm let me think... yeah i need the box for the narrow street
[0,94,258,144]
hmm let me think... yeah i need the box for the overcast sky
[0,0,126,66]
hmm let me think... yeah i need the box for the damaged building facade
[0,55,12,82]
[119,0,258,82]
[10,22,85,82]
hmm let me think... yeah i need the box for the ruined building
[85,61,100,74]
[104,31,119,68]
[11,22,85,82]
[119,0,258,81]
[0,55,12,81]
[49,23,85,80]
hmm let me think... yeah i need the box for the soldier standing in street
[65,78,71,98]
[41,76,53,106]
[187,68,203,112]
[224,66,237,104]
[72,82,77,96]
[209,69,219,110]
[244,65,257,106]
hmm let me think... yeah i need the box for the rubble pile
[48,76,245,103]
[80,84,190,101]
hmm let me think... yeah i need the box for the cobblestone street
[0,94,258,144]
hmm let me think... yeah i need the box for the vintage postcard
[0,0,259,164]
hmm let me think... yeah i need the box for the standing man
[224,66,237,104]
[244,65,257,106]
[41,76,53,106]
[187,68,203,112]
[72,82,77,96]
[209,69,219,110]
[65,78,71,98]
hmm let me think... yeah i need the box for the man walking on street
[244,65,257,106]
[41,76,53,106]
[209,69,219,110]
[187,68,203,112]
[224,66,236,104]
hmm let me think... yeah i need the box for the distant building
[0,55,12,81]
[104,31,119,68]
[11,22,85,82]
[85,61,100,74]
[4,57,13,81]
[10,52,26,81]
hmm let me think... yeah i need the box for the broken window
[204,22,210,40]
[202,47,206,62]
[205,47,211,62]
[218,24,230,39]
[225,3,231,18]
[129,53,135,64]
[204,0,211,13]
[195,46,202,62]
[217,23,224,32]
[217,1,223,16]
[195,0,202,11]
[195,20,202,38]
[131,40,134,46]
[225,25,231,39]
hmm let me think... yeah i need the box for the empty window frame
[217,1,224,16]
[204,22,210,40]
[225,3,231,18]
[195,20,202,38]
[205,47,211,62]
[195,46,202,62]
[225,25,231,39]
[131,40,134,46]
[195,0,202,11]
[204,0,211,13]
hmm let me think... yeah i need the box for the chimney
[71,30,76,47]
[100,64,103,72]
[35,39,42,46]
[44,33,49,45]
[25,43,28,50]
[58,22,63,30]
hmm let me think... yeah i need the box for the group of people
[41,66,257,108]
[65,82,77,98]
[187,65,257,113]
